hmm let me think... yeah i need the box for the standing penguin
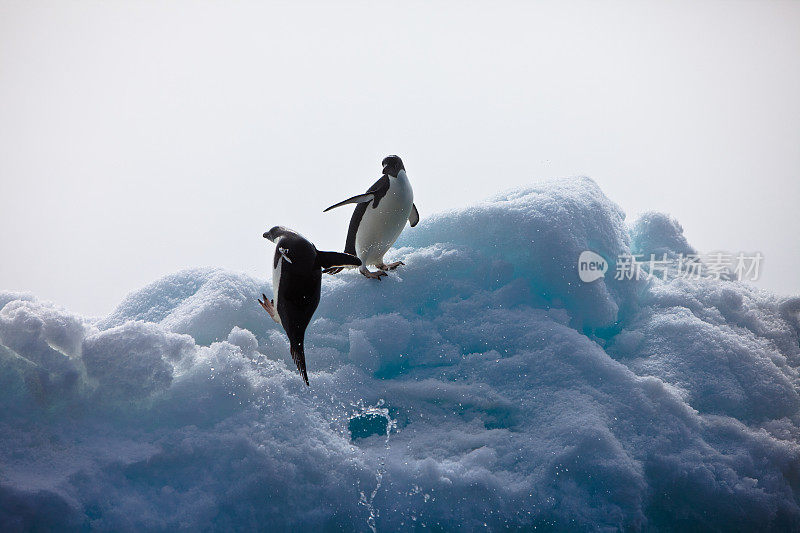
[323,155,419,279]
[258,226,361,385]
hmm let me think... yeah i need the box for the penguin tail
[290,342,310,386]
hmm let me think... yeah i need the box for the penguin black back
[261,226,361,385]
[274,233,320,384]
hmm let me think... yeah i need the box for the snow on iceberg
[1,177,799,531]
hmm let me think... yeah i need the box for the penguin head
[263,226,289,243]
[381,155,405,177]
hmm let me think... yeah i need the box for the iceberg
[1,177,799,530]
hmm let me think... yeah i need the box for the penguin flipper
[409,203,420,227]
[316,251,362,270]
[323,193,375,212]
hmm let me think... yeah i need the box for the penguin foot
[378,261,404,271]
[258,293,281,324]
[359,265,388,280]
[323,267,343,275]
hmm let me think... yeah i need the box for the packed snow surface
[2,178,799,531]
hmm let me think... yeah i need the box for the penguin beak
[383,166,390,176]
[263,231,270,239]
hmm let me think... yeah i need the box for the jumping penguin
[323,155,419,279]
[258,226,361,385]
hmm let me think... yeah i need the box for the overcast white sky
[1,0,799,316]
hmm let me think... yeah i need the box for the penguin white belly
[355,171,413,265]
[271,257,283,325]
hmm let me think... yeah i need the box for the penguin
[258,226,361,385]
[323,155,419,279]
